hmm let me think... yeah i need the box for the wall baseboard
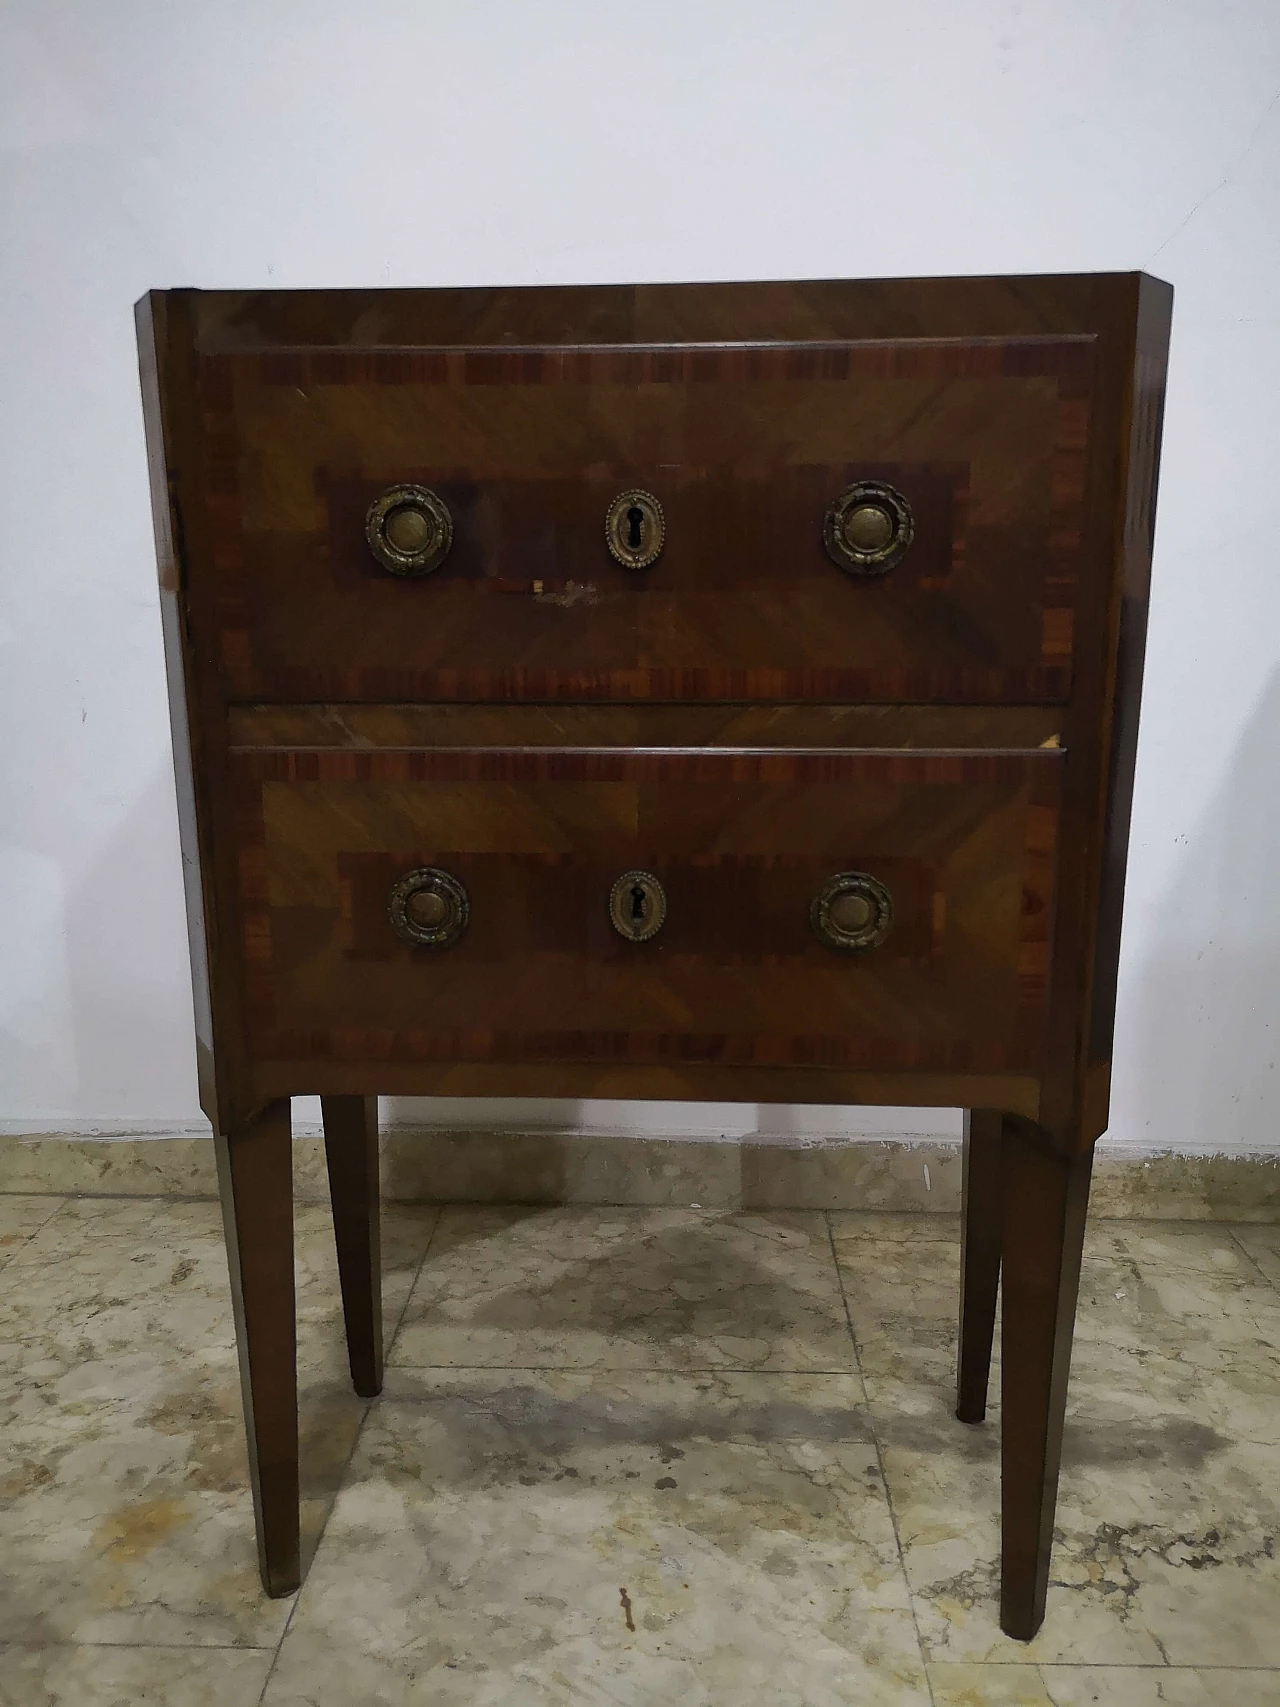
[1,1131,1278,1220]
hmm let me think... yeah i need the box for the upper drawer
[197,338,1094,702]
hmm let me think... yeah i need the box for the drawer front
[231,747,1062,1074]
[201,339,1093,702]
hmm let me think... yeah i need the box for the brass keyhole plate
[388,867,470,948]
[811,871,894,951]
[605,490,665,570]
[366,485,454,577]
[822,480,914,577]
[609,869,667,942]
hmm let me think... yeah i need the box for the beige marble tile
[828,1217,1277,1420]
[0,1135,338,1204]
[1103,1220,1269,1280]
[929,1664,1280,1706]
[263,1367,930,1706]
[825,1215,1145,1416]
[1069,1254,1280,1441]
[830,1218,974,1411]
[861,1241,1280,1666]
[928,1664,1051,1705]
[392,1205,858,1374]
[0,1197,439,1406]
[830,1210,1130,1265]
[0,1138,222,1198]
[830,1210,962,1246]
[1090,1152,1280,1222]
[0,1194,64,1266]
[0,1644,275,1706]
[8,1132,1280,1218]
[384,1132,968,1212]
[1038,1666,1280,1706]
[739,1141,963,1213]
[383,1129,747,1209]
[1230,1223,1280,1289]
[0,1196,438,1646]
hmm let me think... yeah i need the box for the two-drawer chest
[136,274,1171,1639]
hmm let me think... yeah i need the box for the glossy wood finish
[199,337,1089,705]
[321,1095,383,1398]
[137,274,1172,1634]
[1000,1116,1095,1640]
[213,1100,298,1596]
[957,1108,1004,1425]
[232,745,1060,1076]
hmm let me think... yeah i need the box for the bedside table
[136,273,1170,1639]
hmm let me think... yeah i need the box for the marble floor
[2,1195,1279,1705]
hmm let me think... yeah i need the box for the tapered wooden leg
[214,1099,299,1597]
[956,1108,1004,1424]
[321,1094,383,1398]
[999,1116,1093,1641]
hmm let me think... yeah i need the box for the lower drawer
[231,745,1062,1075]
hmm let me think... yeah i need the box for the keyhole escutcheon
[605,490,665,569]
[609,870,667,942]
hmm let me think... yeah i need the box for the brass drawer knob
[609,870,666,941]
[366,485,453,576]
[605,490,665,569]
[823,480,913,576]
[811,872,893,951]
[388,867,469,948]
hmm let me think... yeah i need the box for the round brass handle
[366,485,453,576]
[811,872,893,951]
[388,867,469,948]
[609,869,667,942]
[605,489,665,570]
[822,480,914,577]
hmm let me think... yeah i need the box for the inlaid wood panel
[201,339,1093,703]
[231,747,1062,1074]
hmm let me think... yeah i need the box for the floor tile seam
[0,1189,419,1206]
[0,1640,279,1653]
[831,1262,1277,1307]
[824,1209,935,1707]
[1032,1662,1280,1671]
[0,1204,69,1273]
[1225,1225,1279,1291]
[254,1203,446,1707]
[924,1660,1280,1671]
[0,1190,224,1204]
[382,1361,873,1377]
[380,1204,445,1368]
[383,1203,445,1363]
[827,1243,1182,1273]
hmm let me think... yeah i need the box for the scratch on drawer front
[534,580,600,607]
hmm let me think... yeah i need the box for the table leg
[214,1099,299,1597]
[999,1115,1093,1640]
[956,1107,1003,1424]
[321,1094,384,1398]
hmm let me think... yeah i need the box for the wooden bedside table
[136,273,1170,1639]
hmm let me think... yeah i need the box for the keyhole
[629,883,648,923]
[626,506,646,551]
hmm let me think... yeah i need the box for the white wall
[2,0,1278,1151]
